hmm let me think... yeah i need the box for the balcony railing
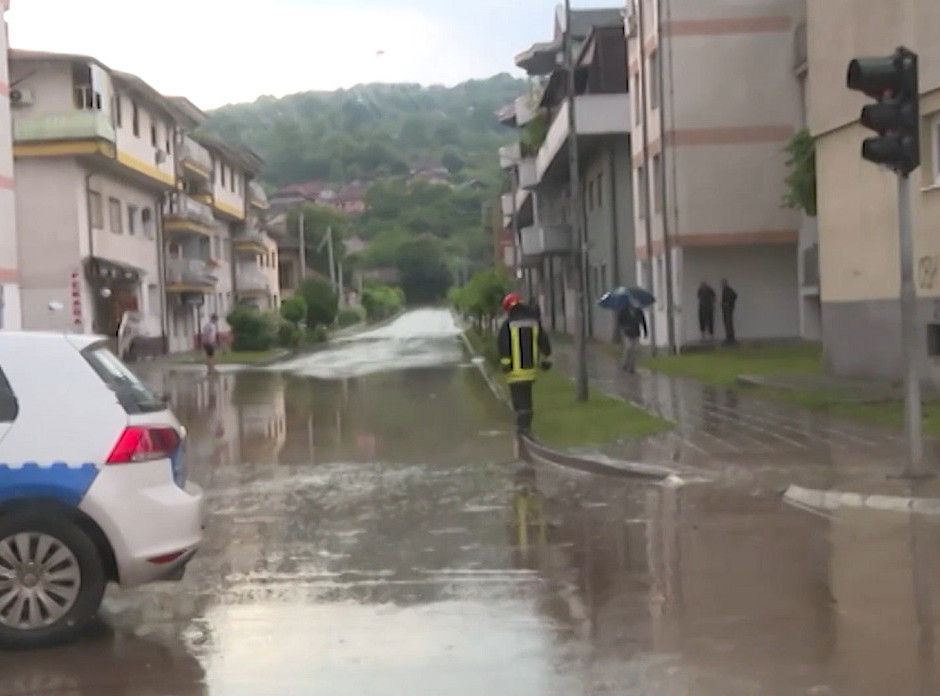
[13,109,115,144]
[520,224,572,256]
[802,243,819,288]
[248,181,269,209]
[178,137,213,177]
[233,230,269,253]
[499,143,522,170]
[165,193,215,228]
[166,258,217,288]
[236,265,270,292]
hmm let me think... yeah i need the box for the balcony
[178,137,213,180]
[13,109,115,145]
[166,258,217,292]
[499,143,522,170]
[233,230,269,255]
[536,94,631,183]
[164,193,216,237]
[501,193,515,218]
[236,265,270,294]
[513,94,540,126]
[248,181,269,210]
[517,158,538,190]
[520,224,572,256]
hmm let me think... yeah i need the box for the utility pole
[847,47,925,477]
[564,0,589,402]
[298,210,307,281]
[326,226,336,290]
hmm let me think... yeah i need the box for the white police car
[0,332,203,648]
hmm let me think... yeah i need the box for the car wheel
[0,512,106,649]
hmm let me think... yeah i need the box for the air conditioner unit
[9,87,34,106]
[154,149,168,165]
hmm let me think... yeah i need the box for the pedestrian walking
[617,304,647,374]
[202,313,220,372]
[721,279,738,345]
[497,293,552,434]
[697,281,716,342]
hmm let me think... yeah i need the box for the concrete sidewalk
[549,339,940,496]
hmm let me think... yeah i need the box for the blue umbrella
[598,286,656,311]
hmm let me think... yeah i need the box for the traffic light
[846,46,920,176]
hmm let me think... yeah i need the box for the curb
[783,484,940,516]
[519,435,677,481]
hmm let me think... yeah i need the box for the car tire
[0,512,107,650]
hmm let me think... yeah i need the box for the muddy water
[2,310,940,695]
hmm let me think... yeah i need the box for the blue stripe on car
[0,462,99,505]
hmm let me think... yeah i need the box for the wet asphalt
[2,309,940,695]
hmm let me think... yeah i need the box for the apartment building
[501,8,635,342]
[807,0,940,386]
[234,181,280,311]
[626,0,802,349]
[10,51,186,352]
[0,1,20,330]
[10,50,272,355]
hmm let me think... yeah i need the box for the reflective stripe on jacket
[497,304,551,383]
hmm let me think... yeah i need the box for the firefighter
[497,293,552,433]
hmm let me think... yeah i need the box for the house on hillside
[409,160,450,186]
[334,185,366,215]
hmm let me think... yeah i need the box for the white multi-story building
[0,0,21,329]
[9,51,273,356]
[234,181,280,311]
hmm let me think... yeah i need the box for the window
[82,344,164,414]
[231,172,237,193]
[141,208,154,238]
[0,365,19,423]
[932,114,940,185]
[928,324,940,357]
[588,181,595,212]
[223,239,231,263]
[597,173,604,208]
[132,101,140,137]
[114,95,123,127]
[89,191,104,229]
[637,165,648,219]
[127,205,139,236]
[220,165,226,187]
[109,197,123,233]
[653,154,663,213]
[165,126,172,156]
[649,51,660,110]
[150,121,158,147]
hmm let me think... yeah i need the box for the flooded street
[3,310,940,695]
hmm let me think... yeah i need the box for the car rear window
[0,365,18,422]
[82,343,165,414]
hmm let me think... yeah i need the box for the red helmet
[502,292,522,313]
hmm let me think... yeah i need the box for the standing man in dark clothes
[721,279,738,345]
[497,293,552,433]
[617,304,648,374]
[697,281,716,342]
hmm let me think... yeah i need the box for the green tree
[298,276,339,327]
[782,128,817,216]
[280,294,308,325]
[396,235,453,304]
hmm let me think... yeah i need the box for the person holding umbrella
[617,303,648,374]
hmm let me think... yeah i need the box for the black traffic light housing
[846,46,920,176]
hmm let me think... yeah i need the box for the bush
[280,295,308,325]
[362,285,404,322]
[449,267,512,330]
[277,320,303,349]
[337,307,366,327]
[306,325,329,344]
[227,305,276,351]
[298,277,339,327]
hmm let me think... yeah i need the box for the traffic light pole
[897,172,925,477]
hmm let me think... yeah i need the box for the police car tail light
[107,426,181,464]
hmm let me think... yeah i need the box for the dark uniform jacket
[497,304,552,383]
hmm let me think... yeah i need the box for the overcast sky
[7,1,620,109]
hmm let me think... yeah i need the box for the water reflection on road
[3,310,940,695]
